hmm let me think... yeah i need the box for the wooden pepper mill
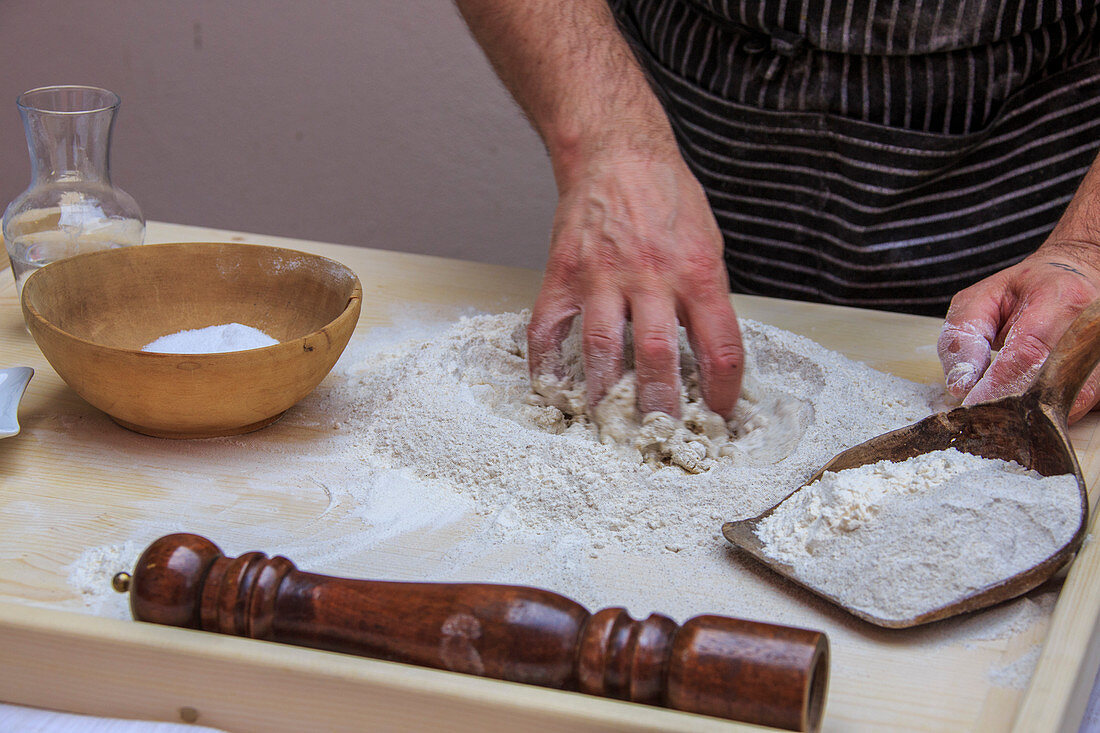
[117,534,829,731]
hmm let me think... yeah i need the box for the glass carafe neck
[18,86,120,185]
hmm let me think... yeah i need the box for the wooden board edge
[0,601,766,733]
[13,221,1095,731]
[1012,519,1100,731]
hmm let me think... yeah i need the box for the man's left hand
[938,240,1100,423]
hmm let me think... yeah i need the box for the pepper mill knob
[122,533,829,731]
[128,533,223,628]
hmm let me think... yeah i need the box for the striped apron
[608,0,1100,316]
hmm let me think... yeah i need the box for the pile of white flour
[309,309,943,559]
[755,448,1082,623]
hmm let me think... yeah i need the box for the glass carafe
[3,85,144,293]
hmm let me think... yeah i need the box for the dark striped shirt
[609,0,1100,315]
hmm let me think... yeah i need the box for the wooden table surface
[2,221,1100,732]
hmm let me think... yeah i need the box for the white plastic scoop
[0,367,33,438]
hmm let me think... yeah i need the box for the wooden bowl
[21,242,362,438]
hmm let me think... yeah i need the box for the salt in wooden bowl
[20,242,362,438]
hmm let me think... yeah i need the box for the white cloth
[0,703,227,732]
[1083,665,1100,733]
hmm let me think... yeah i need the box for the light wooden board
[1,221,1100,732]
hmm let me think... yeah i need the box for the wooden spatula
[723,299,1100,628]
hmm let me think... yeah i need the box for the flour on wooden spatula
[755,448,1080,622]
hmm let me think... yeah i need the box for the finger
[630,294,681,417]
[581,290,627,409]
[938,291,1001,399]
[681,291,743,419]
[1068,366,1100,423]
[937,322,995,398]
[528,290,579,380]
[962,304,1072,406]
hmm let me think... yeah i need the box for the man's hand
[528,152,743,418]
[938,240,1100,422]
[454,0,744,418]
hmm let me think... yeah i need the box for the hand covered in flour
[938,239,1100,423]
[527,152,744,419]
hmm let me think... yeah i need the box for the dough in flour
[529,317,813,472]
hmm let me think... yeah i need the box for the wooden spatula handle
[127,533,829,731]
[1032,297,1100,419]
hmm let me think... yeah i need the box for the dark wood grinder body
[126,534,829,731]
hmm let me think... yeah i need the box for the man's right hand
[527,149,744,419]
[454,0,743,417]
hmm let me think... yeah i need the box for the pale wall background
[0,1,556,270]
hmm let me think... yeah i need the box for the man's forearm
[454,0,680,187]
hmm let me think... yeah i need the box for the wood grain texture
[1,221,1100,732]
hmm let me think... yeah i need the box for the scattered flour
[755,449,1081,622]
[959,592,1056,646]
[67,540,142,619]
[141,323,278,353]
[988,645,1044,690]
[311,309,944,559]
[61,307,1065,698]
